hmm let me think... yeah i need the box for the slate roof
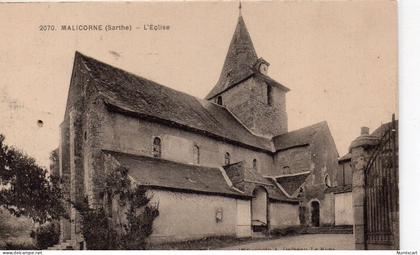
[223,162,298,203]
[205,15,288,100]
[338,152,352,162]
[206,15,257,100]
[75,52,272,152]
[103,150,249,198]
[268,171,311,197]
[272,121,327,152]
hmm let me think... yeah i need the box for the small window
[224,152,230,165]
[267,85,273,106]
[283,166,290,174]
[152,137,161,158]
[193,144,200,164]
[252,159,258,171]
[324,174,331,187]
[217,96,223,105]
[215,208,223,223]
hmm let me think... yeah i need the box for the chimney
[361,127,369,135]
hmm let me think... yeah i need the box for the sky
[0,1,397,168]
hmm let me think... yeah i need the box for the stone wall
[59,120,71,242]
[219,77,288,137]
[100,112,275,174]
[83,93,108,206]
[273,146,311,175]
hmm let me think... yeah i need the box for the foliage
[30,221,60,249]
[74,166,159,250]
[0,134,66,224]
[73,198,119,250]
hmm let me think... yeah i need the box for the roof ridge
[264,170,311,179]
[275,121,328,138]
[76,51,201,100]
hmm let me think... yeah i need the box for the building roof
[371,120,398,138]
[338,152,352,162]
[205,15,288,100]
[223,161,298,203]
[103,150,250,199]
[325,184,352,194]
[272,121,327,151]
[266,171,311,197]
[75,52,272,152]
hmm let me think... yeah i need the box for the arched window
[253,159,258,171]
[152,137,161,158]
[324,174,331,187]
[267,85,273,106]
[283,166,290,174]
[193,144,200,164]
[224,152,230,165]
[217,96,223,105]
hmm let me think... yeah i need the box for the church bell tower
[206,5,289,137]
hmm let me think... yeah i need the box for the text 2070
[39,25,56,31]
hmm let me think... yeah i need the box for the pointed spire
[239,1,242,17]
[206,9,258,100]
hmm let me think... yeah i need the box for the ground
[223,234,354,250]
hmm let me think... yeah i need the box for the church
[55,9,340,248]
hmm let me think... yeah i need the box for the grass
[147,236,254,250]
[0,241,37,250]
[147,227,307,250]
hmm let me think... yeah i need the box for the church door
[311,201,320,227]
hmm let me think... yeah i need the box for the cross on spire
[239,1,242,16]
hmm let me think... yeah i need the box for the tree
[0,134,66,224]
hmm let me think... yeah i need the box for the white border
[399,0,420,250]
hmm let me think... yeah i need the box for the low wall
[321,193,335,226]
[269,202,300,229]
[148,189,244,243]
[334,192,353,225]
[236,200,252,237]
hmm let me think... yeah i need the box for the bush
[30,221,60,249]
[73,199,119,250]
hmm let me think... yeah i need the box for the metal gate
[364,115,399,249]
